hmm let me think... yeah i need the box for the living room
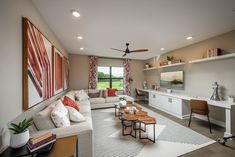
[0,0,235,157]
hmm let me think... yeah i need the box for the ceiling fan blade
[130,49,148,52]
[122,53,127,57]
[110,48,125,52]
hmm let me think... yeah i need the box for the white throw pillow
[75,90,89,101]
[51,101,70,128]
[65,106,86,122]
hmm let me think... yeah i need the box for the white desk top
[139,89,235,109]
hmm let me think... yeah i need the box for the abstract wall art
[53,46,63,95]
[63,57,69,90]
[23,17,53,110]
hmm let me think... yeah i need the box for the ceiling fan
[111,43,148,57]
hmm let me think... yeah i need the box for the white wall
[0,0,68,151]
[145,30,235,125]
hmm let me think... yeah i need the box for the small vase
[168,61,172,65]
[10,129,30,148]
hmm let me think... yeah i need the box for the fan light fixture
[77,36,83,40]
[71,10,80,17]
[186,36,193,40]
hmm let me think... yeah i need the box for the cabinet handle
[168,98,172,103]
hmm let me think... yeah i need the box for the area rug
[92,105,215,157]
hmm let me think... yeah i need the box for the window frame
[98,66,124,90]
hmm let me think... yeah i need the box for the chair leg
[207,114,212,134]
[188,112,192,127]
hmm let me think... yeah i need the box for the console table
[139,89,235,137]
[0,136,77,157]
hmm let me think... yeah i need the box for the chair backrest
[190,99,209,115]
[135,88,141,96]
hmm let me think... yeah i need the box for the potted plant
[167,56,174,65]
[9,119,32,148]
[119,97,127,107]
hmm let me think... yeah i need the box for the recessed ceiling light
[71,10,80,17]
[80,47,84,50]
[160,48,165,51]
[77,36,83,40]
[186,36,193,40]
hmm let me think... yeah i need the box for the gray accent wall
[0,0,68,152]
[145,30,235,124]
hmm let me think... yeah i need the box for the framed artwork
[63,57,69,90]
[53,46,63,95]
[23,17,53,110]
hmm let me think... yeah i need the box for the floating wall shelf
[158,62,186,69]
[142,67,158,71]
[189,53,235,64]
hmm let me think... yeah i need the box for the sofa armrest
[30,120,93,139]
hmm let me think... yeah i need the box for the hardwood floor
[136,101,235,157]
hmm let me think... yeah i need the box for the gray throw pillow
[88,91,100,98]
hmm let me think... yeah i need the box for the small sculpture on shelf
[210,82,220,101]
[144,63,151,69]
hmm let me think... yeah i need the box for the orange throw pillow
[63,96,80,111]
[107,88,117,97]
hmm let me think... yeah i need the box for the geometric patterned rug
[92,104,215,157]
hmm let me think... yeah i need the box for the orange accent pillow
[63,96,80,111]
[107,88,117,97]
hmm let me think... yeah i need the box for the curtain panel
[88,56,98,89]
[123,59,131,96]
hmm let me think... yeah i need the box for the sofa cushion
[66,106,86,122]
[75,90,89,101]
[88,92,100,98]
[107,88,117,97]
[33,103,56,130]
[63,96,80,111]
[77,100,91,114]
[89,98,105,104]
[51,101,70,128]
[105,96,119,103]
[62,91,75,101]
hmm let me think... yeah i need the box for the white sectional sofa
[29,90,134,157]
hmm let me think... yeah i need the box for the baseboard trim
[194,114,225,128]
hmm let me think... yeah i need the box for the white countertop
[139,89,235,109]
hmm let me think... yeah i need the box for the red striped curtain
[88,56,98,89]
[123,59,131,96]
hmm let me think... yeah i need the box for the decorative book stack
[27,132,56,152]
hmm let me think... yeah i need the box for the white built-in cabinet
[149,92,190,119]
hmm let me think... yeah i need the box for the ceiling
[32,0,235,60]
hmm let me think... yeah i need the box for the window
[98,66,124,90]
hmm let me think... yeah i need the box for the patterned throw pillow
[63,96,80,111]
[51,101,70,128]
[107,88,117,97]
[65,106,86,122]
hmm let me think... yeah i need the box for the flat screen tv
[160,71,184,89]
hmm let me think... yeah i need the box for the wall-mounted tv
[160,71,184,89]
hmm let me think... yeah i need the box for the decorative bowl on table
[126,106,138,114]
